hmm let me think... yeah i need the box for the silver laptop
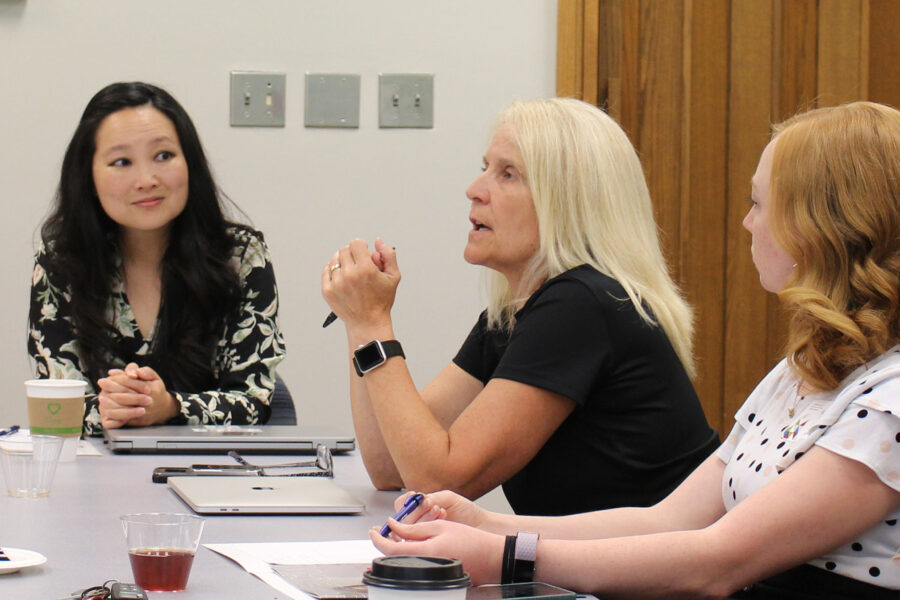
[103,425,356,454]
[167,475,365,514]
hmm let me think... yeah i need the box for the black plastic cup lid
[363,556,471,590]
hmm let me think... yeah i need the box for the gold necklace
[788,380,804,418]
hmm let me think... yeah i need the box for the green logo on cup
[47,402,62,415]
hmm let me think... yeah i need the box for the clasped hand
[97,363,177,429]
[321,238,400,332]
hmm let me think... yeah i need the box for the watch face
[354,341,386,372]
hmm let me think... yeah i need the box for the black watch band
[501,535,516,584]
[353,340,405,377]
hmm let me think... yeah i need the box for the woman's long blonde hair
[770,101,900,389]
[484,98,696,378]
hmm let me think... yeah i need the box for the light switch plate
[230,72,286,127]
[305,73,360,128]
[379,73,434,128]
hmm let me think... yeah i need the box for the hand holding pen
[380,493,424,537]
[322,240,397,328]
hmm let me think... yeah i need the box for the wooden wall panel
[635,0,685,266]
[868,0,900,107]
[597,0,623,117]
[818,0,868,105]
[773,0,818,121]
[723,0,776,427]
[583,0,601,106]
[559,0,885,435]
[616,0,642,139]
[557,0,585,99]
[682,0,729,428]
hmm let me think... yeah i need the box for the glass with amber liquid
[121,513,204,591]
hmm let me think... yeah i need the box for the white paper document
[206,540,382,600]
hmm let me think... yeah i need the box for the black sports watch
[353,340,405,377]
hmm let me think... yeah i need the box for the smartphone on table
[466,582,577,599]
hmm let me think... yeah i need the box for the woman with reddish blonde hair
[771,102,900,391]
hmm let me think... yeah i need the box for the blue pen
[380,493,424,537]
[0,425,20,437]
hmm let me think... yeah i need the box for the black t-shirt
[453,265,719,516]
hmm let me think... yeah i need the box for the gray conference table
[1,441,400,599]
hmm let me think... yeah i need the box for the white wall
[0,1,556,507]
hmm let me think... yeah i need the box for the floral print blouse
[27,226,286,436]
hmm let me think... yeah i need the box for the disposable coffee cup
[0,435,64,498]
[25,379,87,462]
[363,556,471,600]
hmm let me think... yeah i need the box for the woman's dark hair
[41,81,242,391]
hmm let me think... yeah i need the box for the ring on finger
[329,263,341,273]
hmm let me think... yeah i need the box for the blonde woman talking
[322,98,718,515]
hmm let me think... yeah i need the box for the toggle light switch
[379,73,434,129]
[230,71,286,127]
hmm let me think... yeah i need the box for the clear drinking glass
[0,434,64,498]
[121,513,205,591]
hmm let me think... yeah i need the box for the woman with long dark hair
[29,81,285,435]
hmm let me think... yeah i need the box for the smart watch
[353,340,405,377]
[513,531,539,583]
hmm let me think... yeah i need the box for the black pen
[323,246,394,328]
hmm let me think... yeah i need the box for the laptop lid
[103,425,356,454]
[167,476,365,515]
